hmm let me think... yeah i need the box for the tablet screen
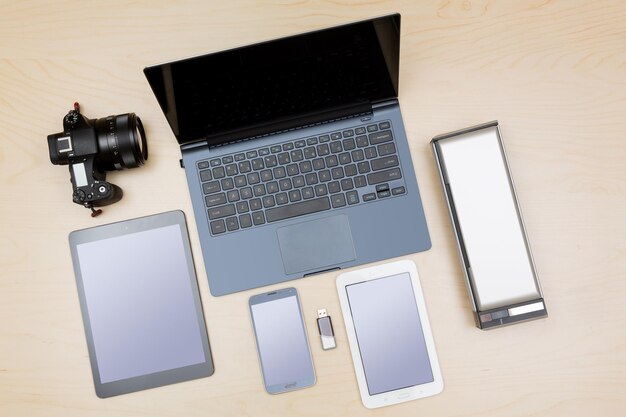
[76,224,206,384]
[346,272,433,395]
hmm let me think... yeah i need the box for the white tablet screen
[346,272,433,395]
[76,224,206,383]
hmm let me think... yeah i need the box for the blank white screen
[76,225,206,383]
[347,273,433,395]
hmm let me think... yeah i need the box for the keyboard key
[363,193,376,202]
[200,169,212,182]
[338,153,351,165]
[291,149,304,162]
[239,160,252,173]
[289,189,302,202]
[210,158,221,167]
[295,140,306,148]
[342,138,356,151]
[319,170,331,182]
[371,155,399,171]
[299,160,313,173]
[258,148,270,156]
[198,161,210,169]
[247,172,261,184]
[305,173,318,185]
[331,167,344,180]
[367,168,402,184]
[234,175,247,187]
[319,134,330,143]
[376,184,390,192]
[246,151,258,159]
[342,129,354,137]
[267,181,279,194]
[306,137,318,145]
[325,155,338,167]
[378,142,396,156]
[315,184,328,196]
[330,132,342,140]
[279,178,292,191]
[264,155,278,168]
[210,219,226,234]
[331,193,346,208]
[236,201,249,213]
[260,169,273,182]
[330,141,342,153]
[253,184,266,197]
[292,175,305,188]
[364,147,377,159]
[304,147,316,159]
[251,158,264,170]
[208,204,236,220]
[369,130,393,145]
[328,181,341,193]
[282,143,294,151]
[225,164,238,176]
[266,197,331,222]
[278,152,290,165]
[392,186,406,195]
[203,181,220,194]
[286,163,299,176]
[213,166,225,179]
[249,198,262,211]
[346,190,359,205]
[341,178,354,190]
[312,158,325,170]
[222,156,233,164]
[240,187,253,199]
[302,187,314,199]
[239,214,252,228]
[206,193,226,207]
[379,121,391,129]
[351,149,365,162]
[316,144,330,156]
[221,178,234,190]
[354,175,367,188]
[226,216,239,231]
[356,135,369,148]
[252,211,266,226]
[366,124,378,132]
[378,190,391,198]
[344,164,357,177]
[263,195,276,208]
[276,192,288,205]
[235,153,246,162]
[355,127,366,135]
[270,145,282,153]
[227,190,240,202]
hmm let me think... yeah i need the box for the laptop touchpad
[277,214,356,275]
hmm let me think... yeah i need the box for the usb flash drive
[317,309,336,350]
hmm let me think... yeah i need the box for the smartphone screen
[249,288,315,394]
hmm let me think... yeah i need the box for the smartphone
[249,287,316,394]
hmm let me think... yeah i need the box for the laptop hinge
[371,97,399,110]
[186,102,374,151]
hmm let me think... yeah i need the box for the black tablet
[69,211,214,398]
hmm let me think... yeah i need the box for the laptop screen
[144,14,400,147]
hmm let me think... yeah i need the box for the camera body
[47,103,147,213]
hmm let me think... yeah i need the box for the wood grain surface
[1,1,625,416]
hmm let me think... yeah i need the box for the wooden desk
[1,1,625,416]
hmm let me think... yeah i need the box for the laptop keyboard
[197,120,406,235]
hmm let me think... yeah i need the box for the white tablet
[336,260,443,408]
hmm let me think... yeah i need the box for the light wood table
[1,1,625,416]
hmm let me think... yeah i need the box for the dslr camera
[47,103,147,216]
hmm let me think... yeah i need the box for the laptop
[144,13,431,296]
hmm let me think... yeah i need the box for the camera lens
[95,113,148,171]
